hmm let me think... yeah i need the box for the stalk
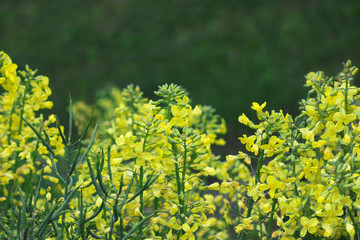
[180,139,188,225]
[344,73,349,114]
[176,139,188,240]
[60,144,72,238]
[138,127,150,238]
[239,147,265,240]
[267,191,277,240]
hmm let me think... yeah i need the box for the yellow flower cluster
[0,51,64,202]
[71,83,228,239]
[233,60,360,239]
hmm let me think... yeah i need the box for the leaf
[86,156,106,200]
[77,109,94,144]
[55,115,67,145]
[79,120,98,164]
[22,117,55,156]
[68,94,73,145]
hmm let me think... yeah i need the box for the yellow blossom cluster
[0,51,64,201]
[71,83,228,239]
[233,60,360,239]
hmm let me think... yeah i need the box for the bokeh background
[1,0,360,155]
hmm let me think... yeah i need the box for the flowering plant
[1,51,360,240]
[233,60,360,240]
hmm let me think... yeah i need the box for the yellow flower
[300,217,318,237]
[321,121,343,142]
[247,185,261,201]
[116,131,136,147]
[192,105,202,116]
[299,127,315,141]
[169,204,178,215]
[239,134,259,155]
[180,223,198,240]
[168,217,182,230]
[208,182,220,191]
[133,143,153,166]
[46,192,51,201]
[333,112,356,125]
[235,217,254,233]
[346,222,355,238]
[259,175,285,198]
[238,113,250,125]
[260,136,285,157]
[251,102,266,113]
[170,105,189,127]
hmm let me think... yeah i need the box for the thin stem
[176,138,188,240]
[345,73,349,114]
[267,193,277,240]
[18,78,29,133]
[180,139,188,224]
[239,146,265,240]
[60,145,72,238]
[138,127,150,239]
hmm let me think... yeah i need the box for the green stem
[138,166,144,239]
[60,145,72,238]
[267,193,277,240]
[180,139,187,224]
[345,74,349,114]
[138,127,149,239]
[18,78,29,133]
[239,148,265,240]
[177,139,188,240]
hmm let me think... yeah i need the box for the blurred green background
[1,0,360,154]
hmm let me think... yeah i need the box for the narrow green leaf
[22,117,55,155]
[55,115,67,145]
[49,154,65,184]
[87,227,103,239]
[118,175,123,196]
[100,148,105,172]
[79,121,98,164]
[78,190,86,240]
[67,176,73,193]
[117,174,135,212]
[107,145,112,182]
[69,144,82,176]
[51,221,59,237]
[86,157,106,199]
[68,94,73,145]
[85,201,104,223]
[24,169,33,202]
[77,111,94,144]
[96,154,108,197]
